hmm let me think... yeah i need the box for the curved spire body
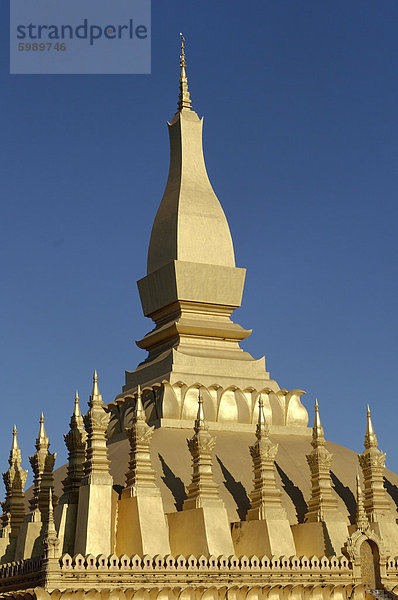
[147,108,235,275]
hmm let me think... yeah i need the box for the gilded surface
[360,541,376,589]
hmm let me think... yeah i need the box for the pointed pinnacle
[135,385,145,421]
[194,390,207,433]
[255,394,270,440]
[90,369,102,404]
[314,399,322,429]
[366,405,374,435]
[311,398,325,448]
[11,425,18,452]
[180,32,186,67]
[178,33,192,112]
[364,404,378,449]
[73,390,81,417]
[258,395,265,424]
[39,412,47,442]
[256,394,269,435]
[92,369,99,392]
[46,487,56,534]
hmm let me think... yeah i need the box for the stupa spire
[255,395,269,439]
[11,425,18,453]
[123,37,288,432]
[247,396,285,521]
[124,386,159,492]
[91,369,101,402]
[42,487,60,560]
[178,33,192,112]
[358,405,391,522]
[194,391,206,433]
[74,390,81,417]
[183,392,223,510]
[135,384,145,421]
[118,385,170,556]
[29,414,56,519]
[312,398,324,446]
[305,400,339,522]
[364,404,378,449]
[82,370,111,479]
[38,412,48,448]
[1,425,28,537]
[74,370,113,556]
[60,390,87,506]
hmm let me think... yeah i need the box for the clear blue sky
[1,0,398,485]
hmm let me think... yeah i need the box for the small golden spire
[256,395,269,439]
[11,425,18,452]
[312,399,324,447]
[366,404,374,434]
[8,424,23,469]
[44,487,57,539]
[364,404,378,449]
[92,370,99,395]
[314,398,321,426]
[38,412,47,444]
[89,369,102,406]
[74,390,81,418]
[135,385,145,421]
[184,389,221,510]
[194,390,207,433]
[177,33,192,112]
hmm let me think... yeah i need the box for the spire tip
[178,33,192,112]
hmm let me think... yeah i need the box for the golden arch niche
[359,540,381,590]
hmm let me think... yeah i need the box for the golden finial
[256,394,269,439]
[11,425,18,452]
[311,399,325,447]
[135,384,145,421]
[92,369,99,394]
[39,412,47,442]
[89,369,103,406]
[366,404,374,435]
[314,399,322,429]
[73,390,81,418]
[194,390,207,433]
[364,404,378,449]
[45,487,57,537]
[178,33,192,112]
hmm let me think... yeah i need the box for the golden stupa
[1,37,398,600]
